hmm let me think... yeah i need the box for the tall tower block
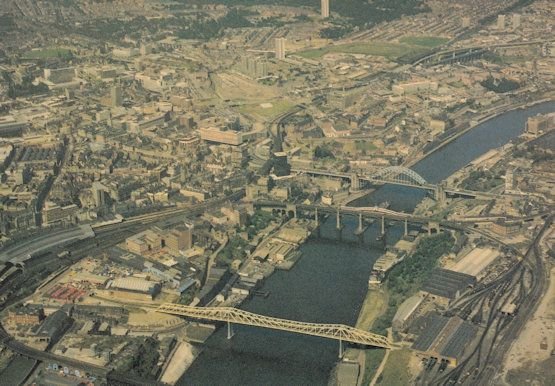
[497,14,506,30]
[275,38,286,60]
[512,14,521,29]
[321,0,330,18]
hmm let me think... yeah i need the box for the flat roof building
[199,127,243,146]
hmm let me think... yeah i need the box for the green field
[399,36,449,48]
[376,349,413,386]
[297,41,429,60]
[22,47,73,59]
[355,140,378,152]
[237,99,295,121]
[362,349,387,385]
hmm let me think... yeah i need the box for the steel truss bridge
[293,166,435,192]
[293,167,500,200]
[157,304,391,355]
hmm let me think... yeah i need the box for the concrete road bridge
[157,304,391,356]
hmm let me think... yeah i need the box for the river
[178,100,555,385]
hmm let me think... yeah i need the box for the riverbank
[356,288,388,331]
[404,96,555,168]
[182,101,555,384]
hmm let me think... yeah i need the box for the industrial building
[68,304,129,324]
[31,310,73,346]
[106,277,161,300]
[447,247,499,279]
[526,113,554,136]
[421,268,476,305]
[0,115,27,137]
[392,295,424,331]
[411,312,480,366]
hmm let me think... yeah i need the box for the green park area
[376,349,414,386]
[22,47,73,60]
[371,232,455,335]
[399,36,449,48]
[237,99,295,121]
[298,41,424,60]
[362,349,387,385]
[298,36,448,61]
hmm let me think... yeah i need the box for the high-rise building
[240,56,268,78]
[497,14,506,30]
[165,224,193,252]
[275,38,286,60]
[111,85,122,107]
[321,0,329,18]
[512,13,521,29]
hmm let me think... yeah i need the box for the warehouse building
[32,310,73,347]
[410,312,480,366]
[421,268,476,306]
[447,247,500,280]
[106,277,161,300]
[392,295,425,332]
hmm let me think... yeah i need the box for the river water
[178,101,555,385]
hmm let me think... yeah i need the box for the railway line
[430,215,552,385]
[0,191,245,384]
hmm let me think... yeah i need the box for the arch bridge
[293,166,438,196]
[157,304,391,356]
[364,166,430,189]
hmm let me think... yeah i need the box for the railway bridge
[157,304,391,357]
[253,199,440,236]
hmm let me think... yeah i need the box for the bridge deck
[157,304,391,349]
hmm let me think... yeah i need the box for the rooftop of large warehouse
[421,268,476,300]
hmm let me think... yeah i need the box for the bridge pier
[314,208,321,238]
[435,184,446,205]
[286,204,297,218]
[428,221,440,235]
[350,173,360,191]
[354,213,367,238]
[227,321,234,339]
[339,338,343,358]
[315,208,319,227]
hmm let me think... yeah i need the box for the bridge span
[157,304,391,356]
[292,167,501,201]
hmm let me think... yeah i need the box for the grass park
[237,99,296,122]
[297,36,449,61]
[22,47,73,60]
